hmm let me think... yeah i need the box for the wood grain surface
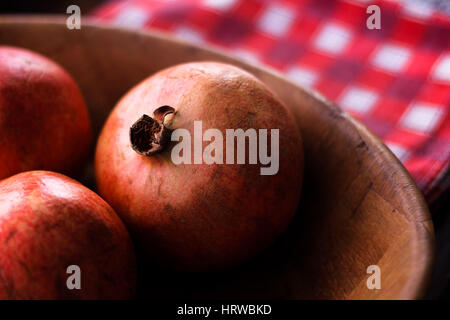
[0,16,435,299]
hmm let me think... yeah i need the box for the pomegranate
[0,46,92,180]
[0,171,136,299]
[95,62,303,271]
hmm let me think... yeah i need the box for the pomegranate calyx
[130,105,175,156]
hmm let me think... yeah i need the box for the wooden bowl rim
[0,15,435,299]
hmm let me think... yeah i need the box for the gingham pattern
[91,0,450,204]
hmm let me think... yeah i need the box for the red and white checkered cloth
[91,0,450,205]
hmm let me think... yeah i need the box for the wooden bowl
[0,16,434,299]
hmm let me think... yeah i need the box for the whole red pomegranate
[0,171,136,299]
[0,46,92,180]
[95,62,303,271]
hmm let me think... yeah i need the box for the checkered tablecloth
[91,0,450,205]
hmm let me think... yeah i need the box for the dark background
[0,0,449,300]
[0,0,101,14]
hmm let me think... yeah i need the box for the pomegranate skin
[0,46,92,180]
[95,62,303,271]
[0,171,136,299]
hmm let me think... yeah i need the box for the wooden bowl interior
[0,17,434,299]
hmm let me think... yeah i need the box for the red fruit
[95,62,303,271]
[0,171,136,299]
[0,46,92,180]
